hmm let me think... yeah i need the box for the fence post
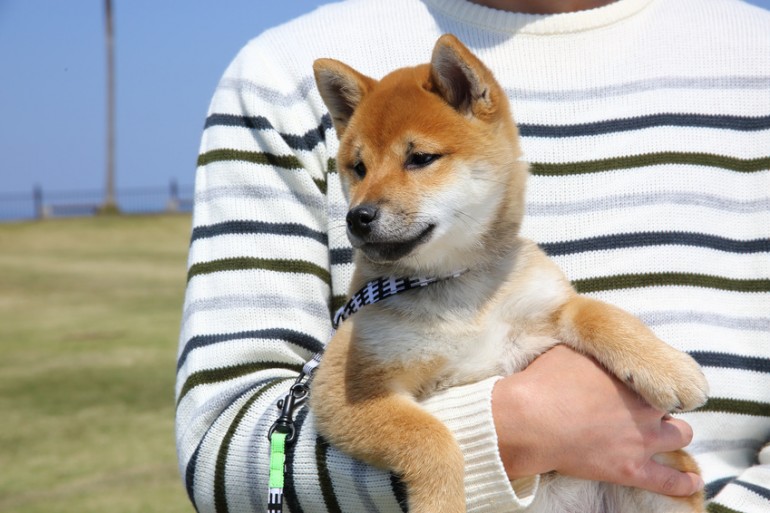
[167,178,180,212]
[33,185,44,219]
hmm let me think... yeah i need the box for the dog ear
[313,58,376,137]
[429,34,499,118]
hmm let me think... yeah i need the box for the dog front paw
[622,349,709,413]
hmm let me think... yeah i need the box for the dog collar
[332,268,468,328]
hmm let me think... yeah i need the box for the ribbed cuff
[421,377,538,513]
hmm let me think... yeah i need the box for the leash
[266,269,466,513]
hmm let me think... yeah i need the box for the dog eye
[406,153,441,170]
[352,161,367,178]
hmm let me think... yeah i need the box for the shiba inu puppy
[310,34,708,513]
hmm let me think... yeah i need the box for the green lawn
[0,214,193,513]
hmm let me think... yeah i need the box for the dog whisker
[329,223,349,233]
[452,209,482,229]
[471,176,510,186]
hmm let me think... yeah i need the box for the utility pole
[102,0,119,213]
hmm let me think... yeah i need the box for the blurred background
[0,2,332,513]
[0,1,768,512]
[0,0,334,220]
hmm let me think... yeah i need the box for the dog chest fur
[349,239,572,392]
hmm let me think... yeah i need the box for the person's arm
[174,40,335,512]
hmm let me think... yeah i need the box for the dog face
[314,35,528,270]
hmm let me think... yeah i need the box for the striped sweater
[175,0,770,512]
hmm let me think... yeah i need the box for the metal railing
[0,180,194,222]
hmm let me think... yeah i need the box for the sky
[1,0,769,197]
[0,0,335,195]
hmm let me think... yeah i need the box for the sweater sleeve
[707,461,770,513]
[175,40,532,513]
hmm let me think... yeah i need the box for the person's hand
[491,345,704,497]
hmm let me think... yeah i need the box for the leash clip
[268,377,309,443]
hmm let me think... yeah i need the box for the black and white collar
[332,268,468,328]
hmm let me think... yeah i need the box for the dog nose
[347,204,379,237]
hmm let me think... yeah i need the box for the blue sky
[0,0,333,194]
[1,0,769,195]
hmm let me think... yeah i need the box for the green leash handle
[268,431,288,513]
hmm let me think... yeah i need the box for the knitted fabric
[176,1,770,512]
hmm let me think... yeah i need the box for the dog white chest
[354,250,570,389]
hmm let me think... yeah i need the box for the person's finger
[638,461,704,497]
[654,416,694,453]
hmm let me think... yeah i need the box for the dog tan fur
[311,34,708,513]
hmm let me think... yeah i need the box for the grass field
[0,214,193,513]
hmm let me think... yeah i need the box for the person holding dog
[175,0,770,512]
